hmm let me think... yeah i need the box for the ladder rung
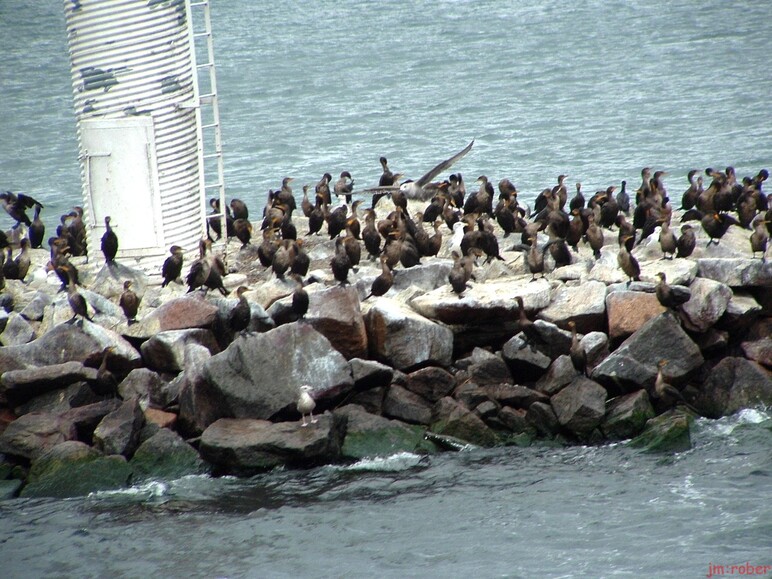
[193,31,211,38]
[199,93,216,104]
[203,152,222,160]
[197,62,214,69]
[189,1,209,7]
[201,122,219,129]
[205,182,224,189]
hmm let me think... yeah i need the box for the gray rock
[365,298,454,370]
[696,257,771,287]
[335,404,429,460]
[474,400,500,420]
[537,280,607,333]
[0,322,141,376]
[382,384,433,425]
[409,277,552,325]
[140,329,220,373]
[177,343,219,436]
[464,348,512,386]
[591,312,703,394]
[1,361,98,406]
[501,335,552,382]
[130,428,208,482]
[347,385,388,415]
[93,398,145,458]
[498,406,530,434]
[62,399,122,443]
[15,382,100,416]
[629,409,693,453]
[201,323,354,421]
[535,355,578,396]
[694,357,772,418]
[601,390,655,440]
[530,320,574,359]
[581,331,610,372]
[117,368,172,409]
[305,285,368,360]
[525,401,560,437]
[742,337,772,368]
[20,441,132,498]
[693,328,729,356]
[430,397,497,447]
[0,412,77,460]
[403,366,457,402]
[390,261,453,293]
[679,278,733,333]
[126,294,219,338]
[0,312,35,346]
[20,291,52,322]
[550,376,607,437]
[717,291,763,335]
[349,358,394,390]
[484,384,549,409]
[199,414,346,475]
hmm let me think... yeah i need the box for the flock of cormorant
[1,147,770,335]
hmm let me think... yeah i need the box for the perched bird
[655,272,691,311]
[701,211,740,247]
[29,204,45,249]
[365,254,394,300]
[8,238,31,280]
[334,171,355,204]
[330,237,352,285]
[676,224,696,258]
[101,216,118,263]
[62,265,92,323]
[658,220,677,259]
[585,213,605,259]
[448,251,475,298]
[652,360,694,412]
[617,236,640,283]
[297,384,317,427]
[119,280,140,323]
[229,286,252,336]
[161,245,184,287]
[750,217,769,260]
[230,199,249,220]
[233,218,252,249]
[515,295,542,349]
[289,274,309,320]
[511,237,560,281]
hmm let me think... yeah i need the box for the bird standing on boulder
[161,245,185,287]
[119,280,140,323]
[617,236,640,284]
[101,216,118,264]
[750,217,769,260]
[568,321,586,375]
[62,265,92,323]
[655,272,690,311]
[297,384,317,427]
[229,286,252,337]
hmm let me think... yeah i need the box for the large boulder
[525,401,560,437]
[62,399,122,443]
[129,428,208,482]
[92,398,145,458]
[176,343,219,436]
[0,322,140,376]
[20,441,132,498]
[0,412,78,460]
[461,348,512,386]
[694,357,772,418]
[304,285,367,359]
[140,328,220,373]
[409,277,551,325]
[365,298,453,370]
[349,358,394,391]
[549,376,607,437]
[605,290,666,345]
[403,366,457,403]
[591,313,703,394]
[126,294,219,338]
[335,404,430,460]
[600,390,655,440]
[1,361,98,407]
[629,409,693,453]
[117,368,174,409]
[382,385,433,425]
[201,323,353,420]
[0,312,35,346]
[15,382,100,416]
[199,413,346,475]
[741,337,772,369]
[538,280,607,333]
[535,355,578,396]
[678,278,733,333]
[501,335,552,383]
[483,384,549,409]
[430,397,497,447]
[696,257,771,287]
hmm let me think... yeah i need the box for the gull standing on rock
[297,385,317,427]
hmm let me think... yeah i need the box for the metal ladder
[185,0,227,259]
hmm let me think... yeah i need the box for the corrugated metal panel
[64,0,205,273]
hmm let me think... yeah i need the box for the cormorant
[161,245,184,287]
[101,216,118,263]
[617,236,640,283]
[119,280,140,323]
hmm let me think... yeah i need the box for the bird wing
[17,193,43,209]
[415,140,474,188]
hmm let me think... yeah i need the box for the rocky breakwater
[0,203,771,499]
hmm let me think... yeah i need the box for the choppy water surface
[1,411,771,578]
[1,0,771,576]
[1,0,771,234]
